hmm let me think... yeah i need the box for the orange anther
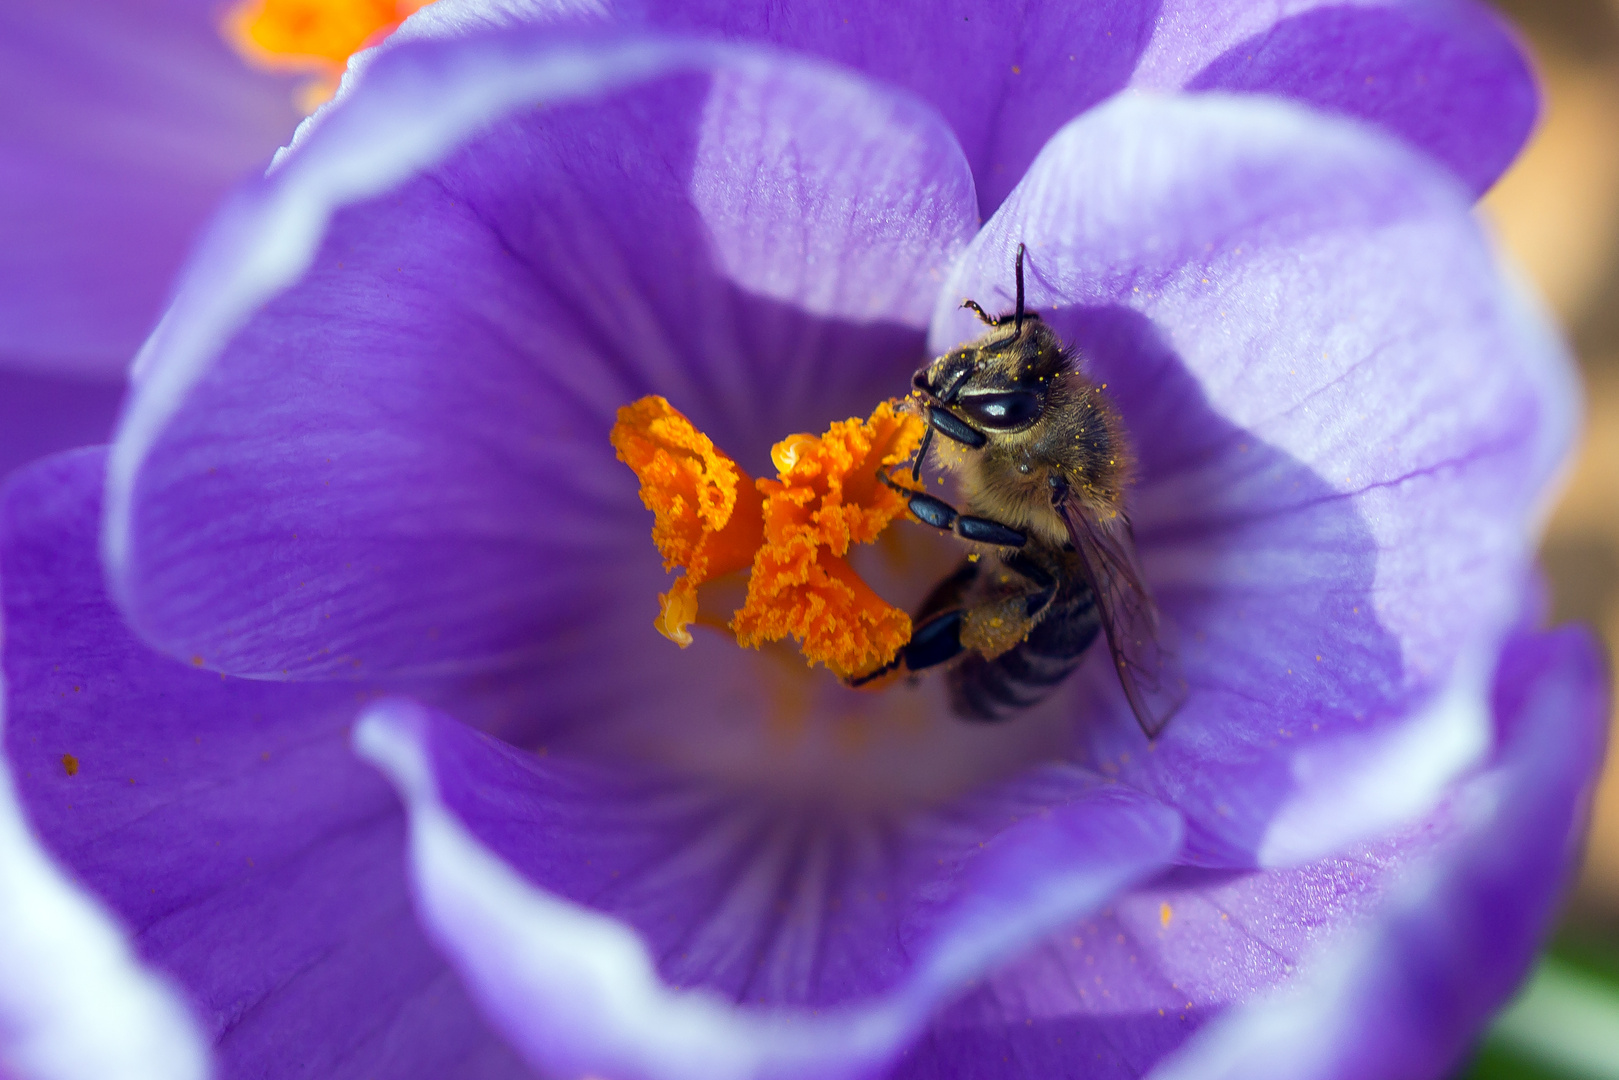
[611,397,765,647]
[223,0,433,109]
[733,401,924,678]
[614,396,925,678]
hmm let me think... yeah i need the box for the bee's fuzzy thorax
[920,318,1134,545]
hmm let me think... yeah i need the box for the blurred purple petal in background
[0,0,300,474]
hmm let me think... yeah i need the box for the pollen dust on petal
[611,396,765,648]
[731,401,925,680]
[223,0,434,111]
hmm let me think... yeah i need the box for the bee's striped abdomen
[948,580,1100,721]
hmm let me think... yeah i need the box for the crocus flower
[1,3,1607,1080]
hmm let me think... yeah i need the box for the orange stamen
[611,397,765,648]
[223,0,433,110]
[734,401,925,679]
[614,397,926,679]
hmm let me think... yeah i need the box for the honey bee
[852,244,1184,737]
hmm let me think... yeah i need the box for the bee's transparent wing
[1057,497,1186,739]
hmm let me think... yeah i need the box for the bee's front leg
[879,474,1027,548]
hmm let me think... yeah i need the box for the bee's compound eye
[956,391,1042,430]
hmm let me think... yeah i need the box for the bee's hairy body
[910,315,1128,719]
[853,244,1180,735]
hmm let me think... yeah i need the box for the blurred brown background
[1486,0,1619,932]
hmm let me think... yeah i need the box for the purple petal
[898,836,1427,1077]
[505,0,1536,211]
[0,368,123,482]
[0,766,208,1080]
[634,0,1158,215]
[0,0,301,377]
[108,30,976,683]
[937,93,1576,865]
[354,697,1182,1080]
[1147,624,1608,1080]
[1134,0,1536,196]
[1,449,529,1079]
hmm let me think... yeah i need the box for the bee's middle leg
[999,551,1057,619]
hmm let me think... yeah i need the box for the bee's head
[912,317,1071,434]
[912,243,1075,435]
[904,243,1084,482]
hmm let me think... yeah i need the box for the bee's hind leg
[900,609,969,671]
[844,552,1054,690]
[845,609,967,688]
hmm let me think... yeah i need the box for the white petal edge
[353,698,1180,1080]
[0,763,210,1080]
[1144,627,1602,1080]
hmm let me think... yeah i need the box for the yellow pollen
[223,0,434,111]
[1160,902,1173,927]
[614,397,925,679]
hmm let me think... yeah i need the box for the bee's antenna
[1014,242,1027,334]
